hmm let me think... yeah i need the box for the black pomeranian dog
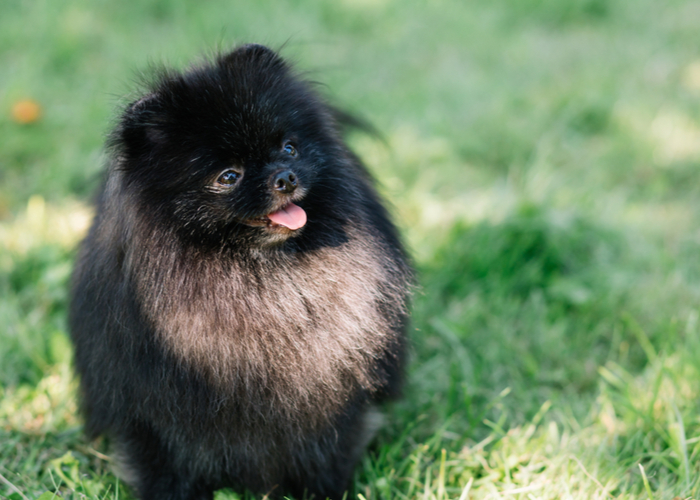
[69,44,411,500]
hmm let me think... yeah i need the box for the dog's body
[69,45,411,500]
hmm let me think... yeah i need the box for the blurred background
[3,0,700,498]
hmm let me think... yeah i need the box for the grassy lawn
[3,0,700,498]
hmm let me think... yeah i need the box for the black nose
[273,170,298,194]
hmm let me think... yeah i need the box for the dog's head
[111,44,356,248]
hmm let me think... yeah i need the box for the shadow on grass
[398,203,653,440]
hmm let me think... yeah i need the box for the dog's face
[113,45,346,248]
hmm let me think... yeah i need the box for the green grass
[3,0,700,498]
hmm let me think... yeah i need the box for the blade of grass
[639,464,654,500]
[457,477,473,500]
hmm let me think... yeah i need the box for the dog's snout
[273,170,298,194]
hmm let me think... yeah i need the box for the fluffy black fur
[69,44,411,500]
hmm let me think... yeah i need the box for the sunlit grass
[0,196,91,254]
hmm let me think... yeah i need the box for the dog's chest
[134,241,399,420]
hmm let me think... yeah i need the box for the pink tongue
[267,203,307,230]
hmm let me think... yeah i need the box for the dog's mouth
[242,202,307,231]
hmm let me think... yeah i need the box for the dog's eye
[217,170,241,186]
[283,143,297,157]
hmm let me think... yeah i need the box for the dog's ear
[115,92,168,157]
[219,44,287,73]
